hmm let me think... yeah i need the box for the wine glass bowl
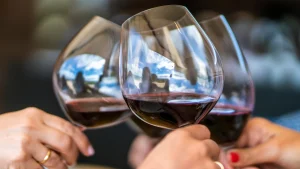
[53,16,130,129]
[127,115,170,138]
[120,5,224,130]
[199,15,255,146]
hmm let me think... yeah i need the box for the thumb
[227,142,278,167]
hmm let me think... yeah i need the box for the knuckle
[20,122,36,133]
[22,116,35,126]
[59,135,73,152]
[74,127,84,136]
[165,130,187,143]
[164,130,192,149]
[19,134,31,149]
[247,118,272,134]
[168,129,190,140]
[21,107,43,125]
[62,122,76,135]
[23,107,41,116]
[184,125,211,139]
[197,125,211,138]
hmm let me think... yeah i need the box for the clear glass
[53,16,130,129]
[199,15,255,146]
[120,5,224,130]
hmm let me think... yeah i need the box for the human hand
[0,107,94,169]
[128,135,160,168]
[138,125,222,169]
[226,118,300,169]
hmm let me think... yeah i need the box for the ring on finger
[39,149,52,165]
[214,161,224,169]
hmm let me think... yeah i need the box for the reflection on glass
[53,16,130,129]
[199,15,255,146]
[120,5,224,130]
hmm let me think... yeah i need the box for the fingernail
[229,152,239,163]
[88,146,95,156]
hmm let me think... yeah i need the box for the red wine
[65,98,130,128]
[200,105,251,145]
[124,93,217,129]
[127,115,170,138]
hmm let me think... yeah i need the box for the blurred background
[1,0,300,168]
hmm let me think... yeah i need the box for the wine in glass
[199,15,255,146]
[53,16,130,129]
[127,115,170,138]
[120,5,224,130]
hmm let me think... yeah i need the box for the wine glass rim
[200,14,225,24]
[121,5,189,33]
[90,15,121,28]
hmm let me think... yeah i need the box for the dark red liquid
[65,98,130,128]
[201,105,251,145]
[128,103,251,144]
[124,93,217,129]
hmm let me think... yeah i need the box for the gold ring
[39,149,52,164]
[215,161,224,169]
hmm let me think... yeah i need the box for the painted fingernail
[230,152,239,163]
[88,146,95,156]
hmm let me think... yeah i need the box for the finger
[235,119,254,148]
[128,135,157,168]
[35,125,78,165]
[180,124,211,140]
[227,141,278,167]
[24,159,43,169]
[236,128,265,149]
[42,113,94,156]
[201,139,220,160]
[219,149,234,169]
[41,151,68,169]
[236,118,273,148]
[235,131,249,148]
[28,143,67,169]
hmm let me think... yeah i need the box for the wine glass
[126,115,170,138]
[120,5,224,130]
[53,16,130,129]
[199,15,255,147]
